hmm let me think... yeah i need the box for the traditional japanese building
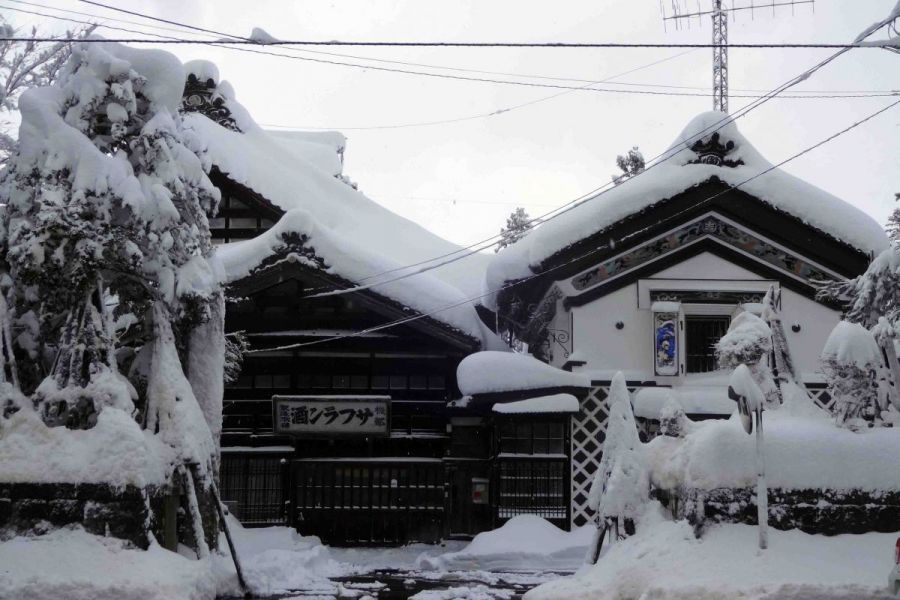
[180,62,534,544]
[480,112,888,527]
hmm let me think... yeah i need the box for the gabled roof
[182,66,497,345]
[485,112,888,309]
[215,211,488,348]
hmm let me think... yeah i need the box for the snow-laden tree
[821,321,890,429]
[611,146,645,186]
[586,372,648,562]
[0,17,97,163]
[716,311,780,408]
[818,244,900,411]
[495,207,533,253]
[886,193,900,242]
[0,40,221,458]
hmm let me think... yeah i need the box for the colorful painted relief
[654,312,679,376]
[570,216,833,292]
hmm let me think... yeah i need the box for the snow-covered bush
[821,321,887,429]
[587,372,648,546]
[658,396,691,438]
[716,312,772,370]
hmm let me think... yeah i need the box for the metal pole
[755,407,768,549]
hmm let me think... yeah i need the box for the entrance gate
[290,459,446,545]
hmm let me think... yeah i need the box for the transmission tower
[661,0,815,113]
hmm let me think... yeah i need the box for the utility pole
[661,0,816,114]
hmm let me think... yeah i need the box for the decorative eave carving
[181,73,241,132]
[687,132,743,168]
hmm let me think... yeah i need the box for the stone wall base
[663,487,900,536]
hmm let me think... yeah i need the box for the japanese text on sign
[273,396,390,436]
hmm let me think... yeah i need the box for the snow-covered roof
[486,112,888,306]
[185,69,496,344]
[457,351,591,396]
[492,393,580,414]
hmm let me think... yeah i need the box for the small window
[228,217,257,229]
[272,375,291,388]
[227,197,249,209]
[332,375,350,389]
[254,374,273,388]
[428,375,445,390]
[371,376,389,390]
[350,375,369,389]
[295,374,311,388]
[409,375,428,390]
[312,374,331,388]
[685,316,731,373]
[209,217,226,228]
[389,375,407,390]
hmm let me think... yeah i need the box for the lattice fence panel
[807,386,834,412]
[570,385,610,527]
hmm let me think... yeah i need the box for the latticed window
[498,421,565,455]
[497,460,567,519]
[685,315,730,373]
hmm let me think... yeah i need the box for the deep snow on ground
[0,526,221,600]
[526,503,898,600]
[418,515,593,572]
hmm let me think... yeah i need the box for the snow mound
[823,321,882,366]
[646,410,900,491]
[457,351,591,395]
[633,386,736,418]
[226,516,341,596]
[527,503,897,600]
[418,515,593,572]
[0,527,218,600]
[485,112,888,307]
[0,407,174,487]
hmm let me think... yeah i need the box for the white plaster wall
[561,252,840,383]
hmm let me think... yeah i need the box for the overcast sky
[6,0,900,248]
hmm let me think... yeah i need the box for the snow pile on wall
[0,407,174,487]
[215,209,491,342]
[418,515,593,572]
[645,410,900,492]
[457,351,591,395]
[526,502,897,600]
[633,386,736,418]
[486,111,888,306]
[492,393,579,414]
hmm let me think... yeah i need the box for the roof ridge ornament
[181,73,241,133]
[687,131,743,168]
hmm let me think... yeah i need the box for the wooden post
[755,407,768,550]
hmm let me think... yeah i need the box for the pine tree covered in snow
[822,321,889,429]
[223,330,249,385]
[611,146,645,186]
[0,40,222,475]
[886,193,900,242]
[495,207,533,252]
[587,372,648,554]
[817,244,900,412]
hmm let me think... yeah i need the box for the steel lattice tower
[711,0,729,113]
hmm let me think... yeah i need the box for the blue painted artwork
[654,314,678,375]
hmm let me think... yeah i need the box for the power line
[8,2,895,105]
[3,36,897,49]
[19,0,890,95]
[291,42,876,299]
[246,96,900,353]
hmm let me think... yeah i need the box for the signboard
[273,395,390,437]
[653,312,679,376]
